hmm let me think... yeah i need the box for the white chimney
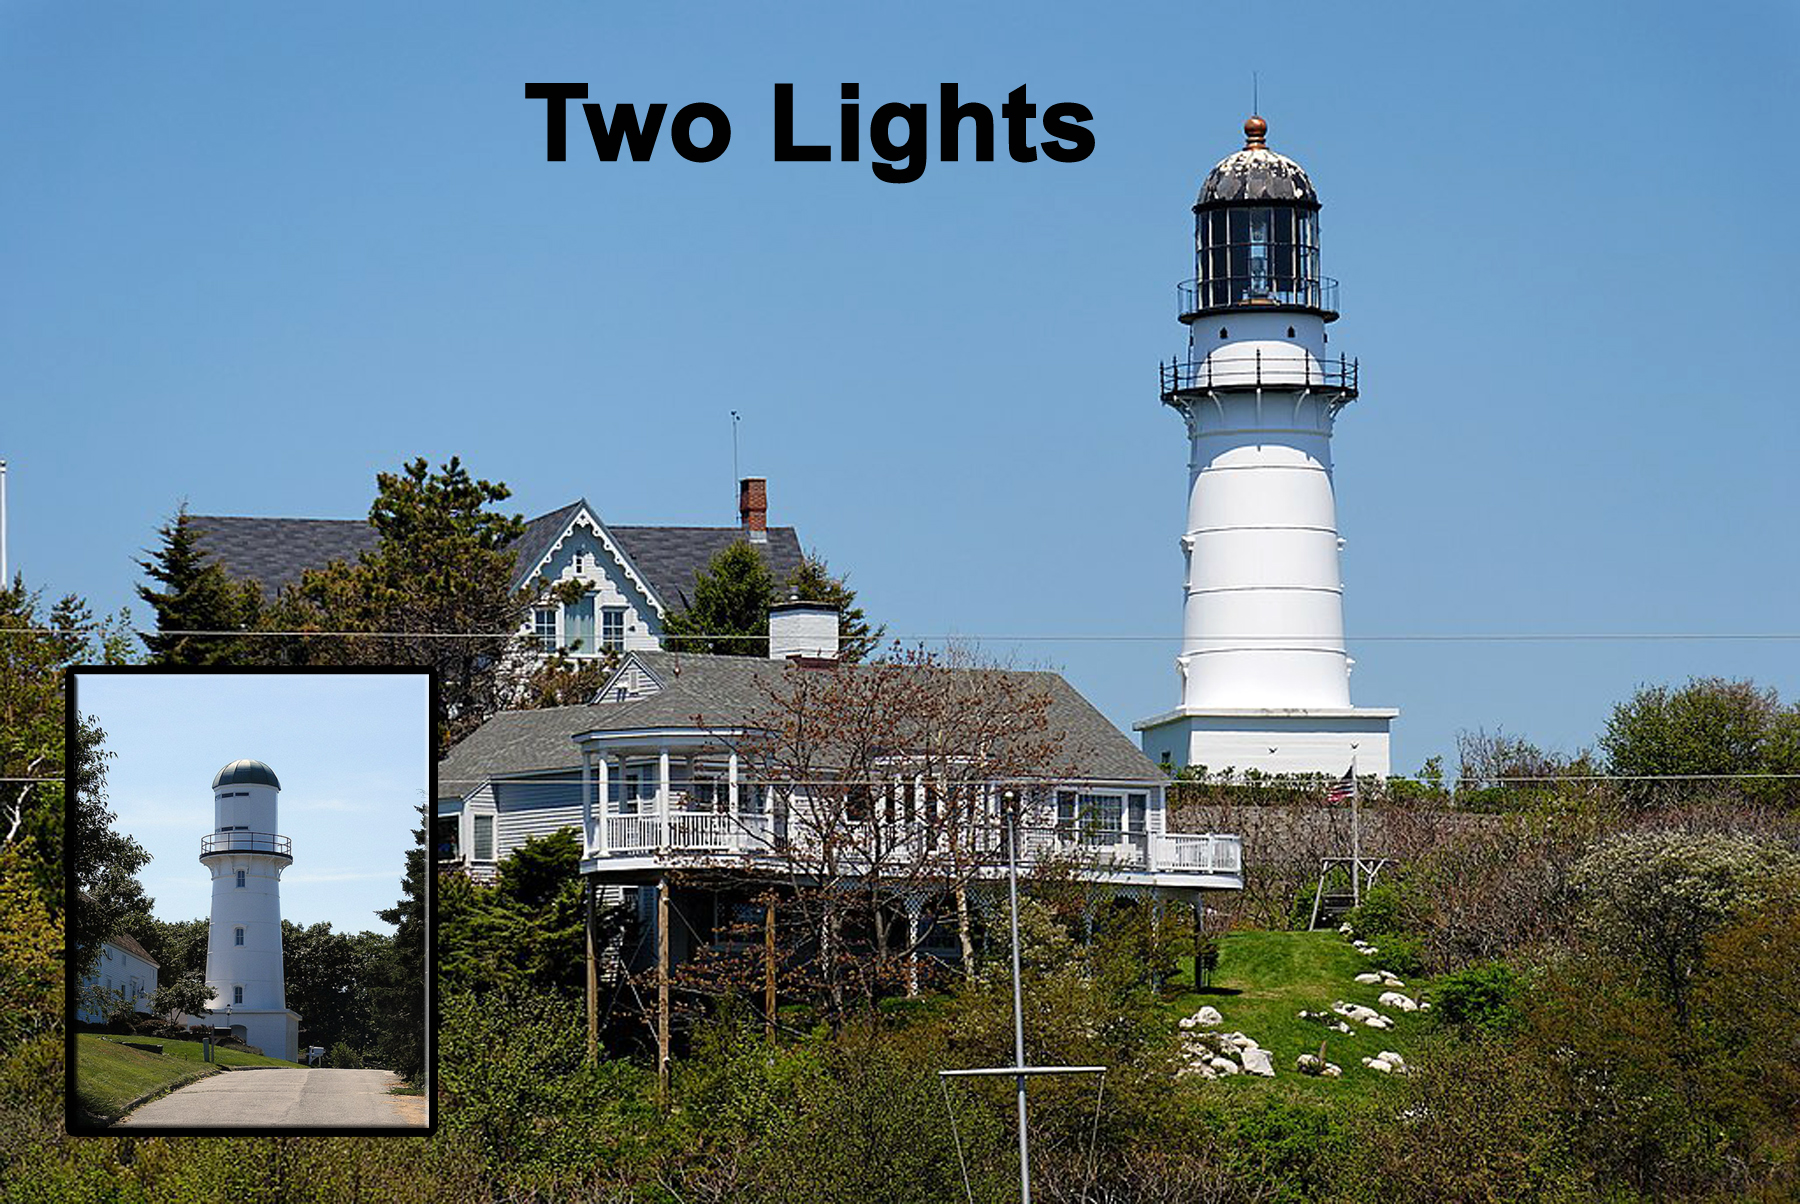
[769,600,839,660]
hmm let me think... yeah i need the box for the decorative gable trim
[519,502,666,618]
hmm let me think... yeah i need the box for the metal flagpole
[1349,758,1361,909]
[1005,791,1033,1204]
[1,458,8,584]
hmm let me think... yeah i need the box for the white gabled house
[437,607,1244,983]
[192,476,805,665]
[76,933,160,1025]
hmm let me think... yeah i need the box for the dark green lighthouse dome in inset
[212,759,281,790]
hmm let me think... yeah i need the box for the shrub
[1431,961,1522,1035]
[326,1042,364,1068]
[1570,829,1800,1022]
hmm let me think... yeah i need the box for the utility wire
[11,626,1800,643]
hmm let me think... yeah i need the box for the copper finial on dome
[1243,115,1268,149]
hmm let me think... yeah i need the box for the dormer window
[532,607,557,652]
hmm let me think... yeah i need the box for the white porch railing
[586,810,1241,877]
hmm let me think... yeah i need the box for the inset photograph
[66,668,432,1134]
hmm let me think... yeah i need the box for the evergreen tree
[287,457,532,751]
[663,541,777,656]
[785,551,886,662]
[370,804,427,1078]
[135,504,265,664]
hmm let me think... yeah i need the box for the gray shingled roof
[188,516,378,595]
[438,651,1160,796]
[612,527,804,611]
[190,505,806,611]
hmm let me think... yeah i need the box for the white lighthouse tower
[201,759,301,1061]
[1136,116,1397,778]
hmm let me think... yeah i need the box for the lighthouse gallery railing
[200,831,292,857]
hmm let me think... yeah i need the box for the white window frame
[601,606,626,651]
[472,813,495,862]
[233,985,244,1005]
[234,926,245,946]
[532,606,557,652]
[235,869,246,888]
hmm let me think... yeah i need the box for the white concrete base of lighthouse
[1135,706,1398,779]
[181,1008,301,1062]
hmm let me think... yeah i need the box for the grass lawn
[86,1033,297,1069]
[1163,929,1435,1099]
[74,1035,220,1124]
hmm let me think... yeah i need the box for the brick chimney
[738,477,768,543]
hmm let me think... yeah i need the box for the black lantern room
[1183,116,1336,321]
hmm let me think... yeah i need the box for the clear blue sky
[74,672,430,933]
[6,2,1798,775]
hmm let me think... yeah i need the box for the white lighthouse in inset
[1137,116,1397,777]
[201,759,301,1061]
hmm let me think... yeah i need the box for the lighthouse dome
[212,759,281,790]
[1198,116,1317,207]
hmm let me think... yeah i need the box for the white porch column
[727,752,739,811]
[595,755,610,856]
[581,751,594,857]
[658,744,671,851]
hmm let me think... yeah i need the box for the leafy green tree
[149,973,212,1027]
[663,540,775,656]
[1601,677,1800,807]
[439,829,600,999]
[135,504,266,664]
[131,916,209,982]
[0,581,133,909]
[70,717,151,984]
[785,551,885,662]
[283,920,378,1054]
[1570,829,1800,1024]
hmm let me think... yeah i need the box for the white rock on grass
[1354,972,1384,985]
[1360,1056,1395,1074]
[1363,1015,1394,1030]
[1240,1047,1277,1077]
[1378,991,1420,1012]
[1193,1005,1223,1027]
[1378,1050,1407,1073]
[1379,971,1405,988]
[1296,1054,1343,1078]
[1208,1056,1240,1076]
[1332,1001,1380,1024]
[1338,922,1354,935]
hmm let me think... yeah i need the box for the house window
[1056,790,1078,835]
[234,927,245,946]
[233,985,244,1005]
[473,814,494,861]
[235,870,246,888]
[564,594,595,653]
[1082,794,1124,843]
[1128,793,1148,834]
[532,606,557,652]
[601,607,626,650]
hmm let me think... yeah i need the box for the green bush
[1366,934,1425,980]
[1432,961,1522,1035]
[326,1042,364,1069]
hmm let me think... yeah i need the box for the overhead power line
[11,627,1800,644]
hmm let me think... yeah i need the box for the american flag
[1326,766,1356,804]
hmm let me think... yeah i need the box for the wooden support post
[657,873,671,1106]
[585,877,598,1065]
[764,894,777,1042]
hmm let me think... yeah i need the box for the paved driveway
[118,1068,424,1129]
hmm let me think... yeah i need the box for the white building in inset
[75,932,160,1024]
[1137,116,1397,778]
[199,759,301,1061]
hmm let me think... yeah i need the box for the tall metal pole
[657,873,671,1106]
[1349,757,1361,909]
[1,458,9,585]
[1004,791,1032,1204]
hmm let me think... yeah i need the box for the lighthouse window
[235,870,246,888]
[233,985,244,1005]
[234,927,245,946]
